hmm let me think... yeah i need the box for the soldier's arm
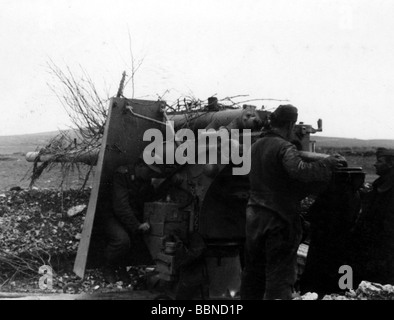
[281,143,341,183]
[112,169,142,234]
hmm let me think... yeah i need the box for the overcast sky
[1,0,394,139]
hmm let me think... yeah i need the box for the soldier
[299,168,363,296]
[240,104,346,300]
[352,147,394,286]
[102,158,163,284]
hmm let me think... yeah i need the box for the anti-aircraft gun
[26,97,365,299]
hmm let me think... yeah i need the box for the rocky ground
[0,187,156,297]
[296,281,394,300]
[1,187,394,300]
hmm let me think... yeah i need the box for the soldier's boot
[102,265,118,284]
[118,266,131,285]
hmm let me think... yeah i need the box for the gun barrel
[25,150,99,166]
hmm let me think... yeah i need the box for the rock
[28,189,40,198]
[10,186,22,192]
[345,289,357,298]
[292,291,318,300]
[13,198,24,205]
[67,205,87,217]
[356,281,394,300]
[301,292,318,300]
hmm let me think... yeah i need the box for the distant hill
[1,130,394,155]
[0,130,73,154]
[313,136,394,149]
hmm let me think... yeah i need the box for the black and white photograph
[1,0,394,308]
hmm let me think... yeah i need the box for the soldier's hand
[138,222,151,232]
[327,153,347,168]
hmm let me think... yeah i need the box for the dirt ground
[0,153,93,192]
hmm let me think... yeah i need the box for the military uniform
[240,105,341,300]
[352,152,394,285]
[300,176,362,296]
[103,164,155,275]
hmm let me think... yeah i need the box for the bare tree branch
[27,60,110,187]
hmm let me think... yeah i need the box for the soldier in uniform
[240,104,346,300]
[102,158,163,284]
[299,168,363,296]
[352,147,394,286]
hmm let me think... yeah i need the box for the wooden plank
[73,98,165,279]
[73,99,114,278]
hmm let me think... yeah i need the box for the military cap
[272,104,298,122]
[376,147,394,158]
